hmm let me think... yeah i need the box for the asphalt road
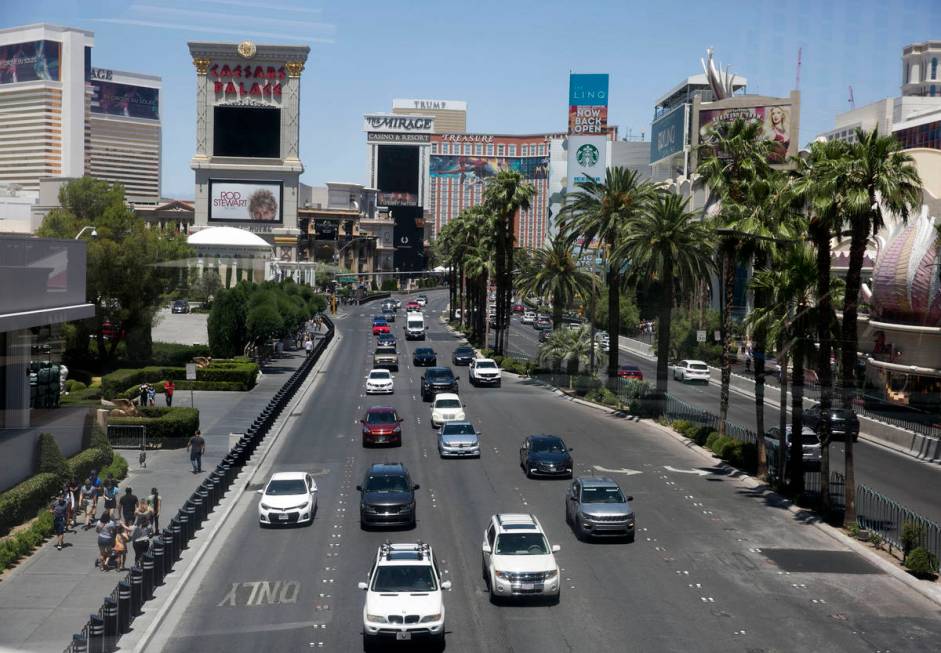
[503,316,941,527]
[153,290,941,652]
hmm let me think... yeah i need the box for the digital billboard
[698,104,792,164]
[429,155,549,183]
[650,105,687,165]
[208,181,283,223]
[0,40,61,84]
[377,145,420,195]
[91,81,159,120]
[214,106,281,158]
[391,206,425,272]
[568,73,609,135]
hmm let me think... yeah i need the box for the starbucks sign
[567,135,606,190]
[576,143,599,167]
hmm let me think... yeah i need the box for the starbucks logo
[576,144,599,167]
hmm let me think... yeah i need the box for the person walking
[102,480,117,520]
[66,477,80,528]
[304,337,313,358]
[119,487,139,527]
[138,384,148,407]
[139,444,147,468]
[134,498,153,528]
[113,524,128,570]
[131,521,151,566]
[187,431,206,473]
[79,478,96,529]
[50,494,68,550]
[95,514,116,570]
[147,384,157,407]
[147,488,161,533]
[164,379,175,407]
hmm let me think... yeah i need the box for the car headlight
[545,569,559,580]
[494,571,509,580]
[366,614,388,623]
[260,502,273,510]
[420,613,442,623]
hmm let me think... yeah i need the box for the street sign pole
[186,363,197,409]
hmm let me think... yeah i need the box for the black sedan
[452,346,475,366]
[519,434,573,479]
[413,347,437,366]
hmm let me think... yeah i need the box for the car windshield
[530,439,566,453]
[441,423,476,435]
[364,474,410,493]
[365,412,397,424]
[581,486,626,503]
[369,371,390,380]
[408,319,423,326]
[476,361,497,368]
[428,371,453,381]
[434,399,461,409]
[802,431,821,445]
[371,565,437,592]
[265,479,307,495]
[495,533,549,555]
[455,348,473,355]
[416,348,433,355]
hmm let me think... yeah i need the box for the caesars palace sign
[209,63,286,103]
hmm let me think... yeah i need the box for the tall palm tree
[559,167,656,379]
[838,127,921,525]
[697,118,775,441]
[538,324,594,383]
[484,170,535,356]
[615,192,715,396]
[517,234,594,330]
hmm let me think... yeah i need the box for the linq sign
[209,64,285,99]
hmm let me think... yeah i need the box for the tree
[37,177,191,363]
[538,325,594,377]
[838,127,921,525]
[559,167,656,378]
[615,192,715,397]
[484,170,534,355]
[207,284,248,357]
[516,234,593,329]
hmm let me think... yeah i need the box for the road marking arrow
[663,465,710,476]
[592,465,643,476]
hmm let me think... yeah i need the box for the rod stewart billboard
[208,181,283,223]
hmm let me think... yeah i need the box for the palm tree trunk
[552,288,563,331]
[777,345,789,486]
[813,222,835,515]
[494,222,506,355]
[656,274,673,396]
[606,234,619,379]
[718,244,736,437]
[459,266,466,329]
[841,215,869,526]
[753,252,768,481]
[790,334,805,495]
[503,235,514,356]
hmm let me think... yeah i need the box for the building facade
[392,98,467,133]
[902,40,941,97]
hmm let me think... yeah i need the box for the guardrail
[106,425,146,449]
[63,314,335,653]
[663,395,759,445]
[856,486,941,567]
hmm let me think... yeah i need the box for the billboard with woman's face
[0,40,61,84]
[699,104,792,164]
[209,181,283,223]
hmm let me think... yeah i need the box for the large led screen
[0,40,60,84]
[91,81,159,120]
[213,106,281,158]
[377,145,419,195]
[392,205,425,272]
[208,181,283,223]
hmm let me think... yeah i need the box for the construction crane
[848,86,856,110]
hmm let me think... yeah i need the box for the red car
[372,318,390,335]
[616,365,644,381]
[406,300,421,311]
[360,407,403,446]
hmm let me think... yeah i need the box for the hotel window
[497,144,505,156]
[521,145,528,156]
[933,58,939,80]
[464,143,472,155]
[540,144,547,155]
[475,143,483,155]
[431,143,438,154]
[487,143,494,155]
[440,142,449,154]
[508,145,516,156]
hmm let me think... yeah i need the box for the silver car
[437,421,480,458]
[565,477,635,541]
[764,425,822,470]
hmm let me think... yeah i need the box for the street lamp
[74,226,97,240]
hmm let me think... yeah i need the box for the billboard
[391,206,425,271]
[650,104,687,165]
[568,74,609,135]
[91,81,159,120]
[377,145,420,196]
[698,104,792,164]
[379,192,419,207]
[208,181,283,223]
[567,135,607,189]
[429,155,549,183]
[0,40,61,84]
[363,113,434,134]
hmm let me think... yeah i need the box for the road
[151,290,941,652]
[503,316,941,527]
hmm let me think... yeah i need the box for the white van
[406,312,426,340]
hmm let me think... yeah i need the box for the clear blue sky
[5,0,939,199]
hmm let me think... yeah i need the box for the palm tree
[538,325,595,386]
[484,170,535,356]
[697,118,775,441]
[838,127,921,525]
[615,192,715,397]
[559,167,656,379]
[517,234,594,329]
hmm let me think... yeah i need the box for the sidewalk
[0,349,309,653]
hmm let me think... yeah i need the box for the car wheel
[625,531,635,544]
[482,557,489,584]
[574,519,586,541]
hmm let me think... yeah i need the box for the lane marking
[592,465,643,476]
[663,465,710,476]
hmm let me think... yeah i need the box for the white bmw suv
[359,542,450,650]
[481,513,561,603]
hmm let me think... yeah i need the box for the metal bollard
[197,488,210,520]
[178,512,190,546]
[204,477,217,507]
[169,519,182,557]
[88,614,104,653]
[130,566,143,616]
[183,504,197,538]
[102,596,118,643]
[220,462,233,487]
[190,495,204,528]
[117,581,132,634]
[151,538,165,586]
[161,527,176,567]
[141,553,155,600]
[71,633,88,653]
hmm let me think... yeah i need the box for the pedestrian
[66,477,80,527]
[131,522,151,566]
[102,480,117,520]
[304,337,313,357]
[187,430,206,473]
[88,469,101,514]
[50,494,68,550]
[79,477,95,529]
[113,524,128,570]
[119,487,138,527]
[147,384,157,406]
[164,379,175,407]
[139,444,147,468]
[95,514,116,570]
[138,384,148,407]
[147,487,161,532]
[134,498,153,528]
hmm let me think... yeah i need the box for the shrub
[65,379,87,392]
[101,452,129,480]
[692,426,712,446]
[671,420,692,436]
[103,361,259,398]
[901,521,924,556]
[37,433,69,481]
[381,279,397,291]
[868,532,883,549]
[715,436,736,461]
[0,472,61,536]
[109,407,199,447]
[904,547,939,576]
[67,446,113,484]
[150,342,212,366]
[705,432,721,450]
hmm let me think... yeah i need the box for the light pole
[74,226,97,240]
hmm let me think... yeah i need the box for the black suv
[357,463,419,529]
[171,299,189,314]
[413,347,437,366]
[803,406,860,442]
[420,366,459,401]
[452,346,475,366]
[520,434,574,478]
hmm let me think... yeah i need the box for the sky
[5,0,940,199]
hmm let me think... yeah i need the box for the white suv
[521,311,536,325]
[481,513,561,603]
[673,359,711,383]
[469,358,502,387]
[359,542,450,650]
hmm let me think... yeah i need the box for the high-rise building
[392,99,467,133]
[86,68,161,203]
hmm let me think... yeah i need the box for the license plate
[396,632,411,641]
[520,582,534,591]
[278,514,288,520]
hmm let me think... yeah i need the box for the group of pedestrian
[94,486,161,571]
[135,380,175,407]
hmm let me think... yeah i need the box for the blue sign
[650,104,687,164]
[568,74,609,106]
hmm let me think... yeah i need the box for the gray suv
[357,463,419,529]
[565,477,635,542]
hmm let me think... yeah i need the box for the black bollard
[178,512,190,546]
[205,477,218,507]
[88,614,104,653]
[151,538,165,586]
[169,519,182,557]
[189,496,204,529]
[141,553,155,600]
[130,566,143,616]
[161,528,175,567]
[102,597,118,644]
[117,581,132,634]
[71,633,88,653]
[182,504,196,539]
[197,488,210,520]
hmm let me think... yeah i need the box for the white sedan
[431,393,465,428]
[673,360,711,383]
[365,368,394,394]
[257,471,317,526]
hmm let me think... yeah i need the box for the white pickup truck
[468,358,502,387]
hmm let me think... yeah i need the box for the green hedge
[102,360,259,398]
[67,446,113,484]
[110,407,199,447]
[0,473,61,537]
[0,511,53,571]
[150,342,212,366]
